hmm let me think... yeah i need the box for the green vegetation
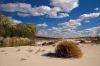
[0,14,37,38]
[0,13,37,47]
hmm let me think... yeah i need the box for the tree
[0,14,11,25]
[0,14,37,38]
[25,23,37,38]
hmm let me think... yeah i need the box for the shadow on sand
[42,52,56,58]
[42,52,71,59]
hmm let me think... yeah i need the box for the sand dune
[0,44,100,66]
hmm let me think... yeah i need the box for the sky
[0,0,100,38]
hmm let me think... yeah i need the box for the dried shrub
[42,41,56,46]
[3,37,11,47]
[31,40,36,46]
[55,40,82,58]
[2,37,35,47]
[80,40,85,43]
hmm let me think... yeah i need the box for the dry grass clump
[42,41,57,46]
[80,40,85,43]
[3,37,11,47]
[11,37,31,46]
[2,37,35,47]
[55,40,82,58]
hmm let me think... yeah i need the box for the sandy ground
[0,44,100,66]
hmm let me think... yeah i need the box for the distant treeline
[0,13,37,38]
[36,36,61,40]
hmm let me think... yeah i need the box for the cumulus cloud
[37,23,48,27]
[59,12,100,30]
[38,26,100,38]
[0,3,31,13]
[38,12,100,38]
[79,26,100,36]
[0,0,79,18]
[80,12,100,20]
[51,0,79,12]
[58,19,82,31]
[37,29,81,38]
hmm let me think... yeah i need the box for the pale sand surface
[0,44,100,66]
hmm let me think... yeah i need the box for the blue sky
[0,0,100,38]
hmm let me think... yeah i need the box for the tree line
[0,13,37,38]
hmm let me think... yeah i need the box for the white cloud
[80,12,100,20]
[79,26,100,36]
[38,12,100,38]
[37,23,48,27]
[37,29,81,38]
[94,8,99,11]
[31,6,51,16]
[59,12,100,30]
[12,19,22,24]
[38,25,100,38]
[0,1,79,18]
[0,3,32,13]
[84,20,90,23]
[7,17,22,25]
[51,0,79,12]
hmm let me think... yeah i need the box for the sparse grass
[42,41,56,46]
[0,37,36,47]
[55,40,82,58]
[27,49,33,52]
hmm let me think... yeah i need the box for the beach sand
[0,44,100,66]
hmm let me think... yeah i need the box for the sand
[0,44,100,66]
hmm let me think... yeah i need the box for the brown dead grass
[55,40,82,58]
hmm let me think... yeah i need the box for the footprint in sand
[34,49,45,54]
[34,48,41,54]
[0,50,6,52]
[4,53,8,54]
[20,58,27,61]
[16,49,21,52]
[41,49,45,52]
[27,49,33,52]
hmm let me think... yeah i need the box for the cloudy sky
[0,0,100,38]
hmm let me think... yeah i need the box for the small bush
[31,40,36,46]
[55,40,82,58]
[42,41,56,46]
[80,40,85,43]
